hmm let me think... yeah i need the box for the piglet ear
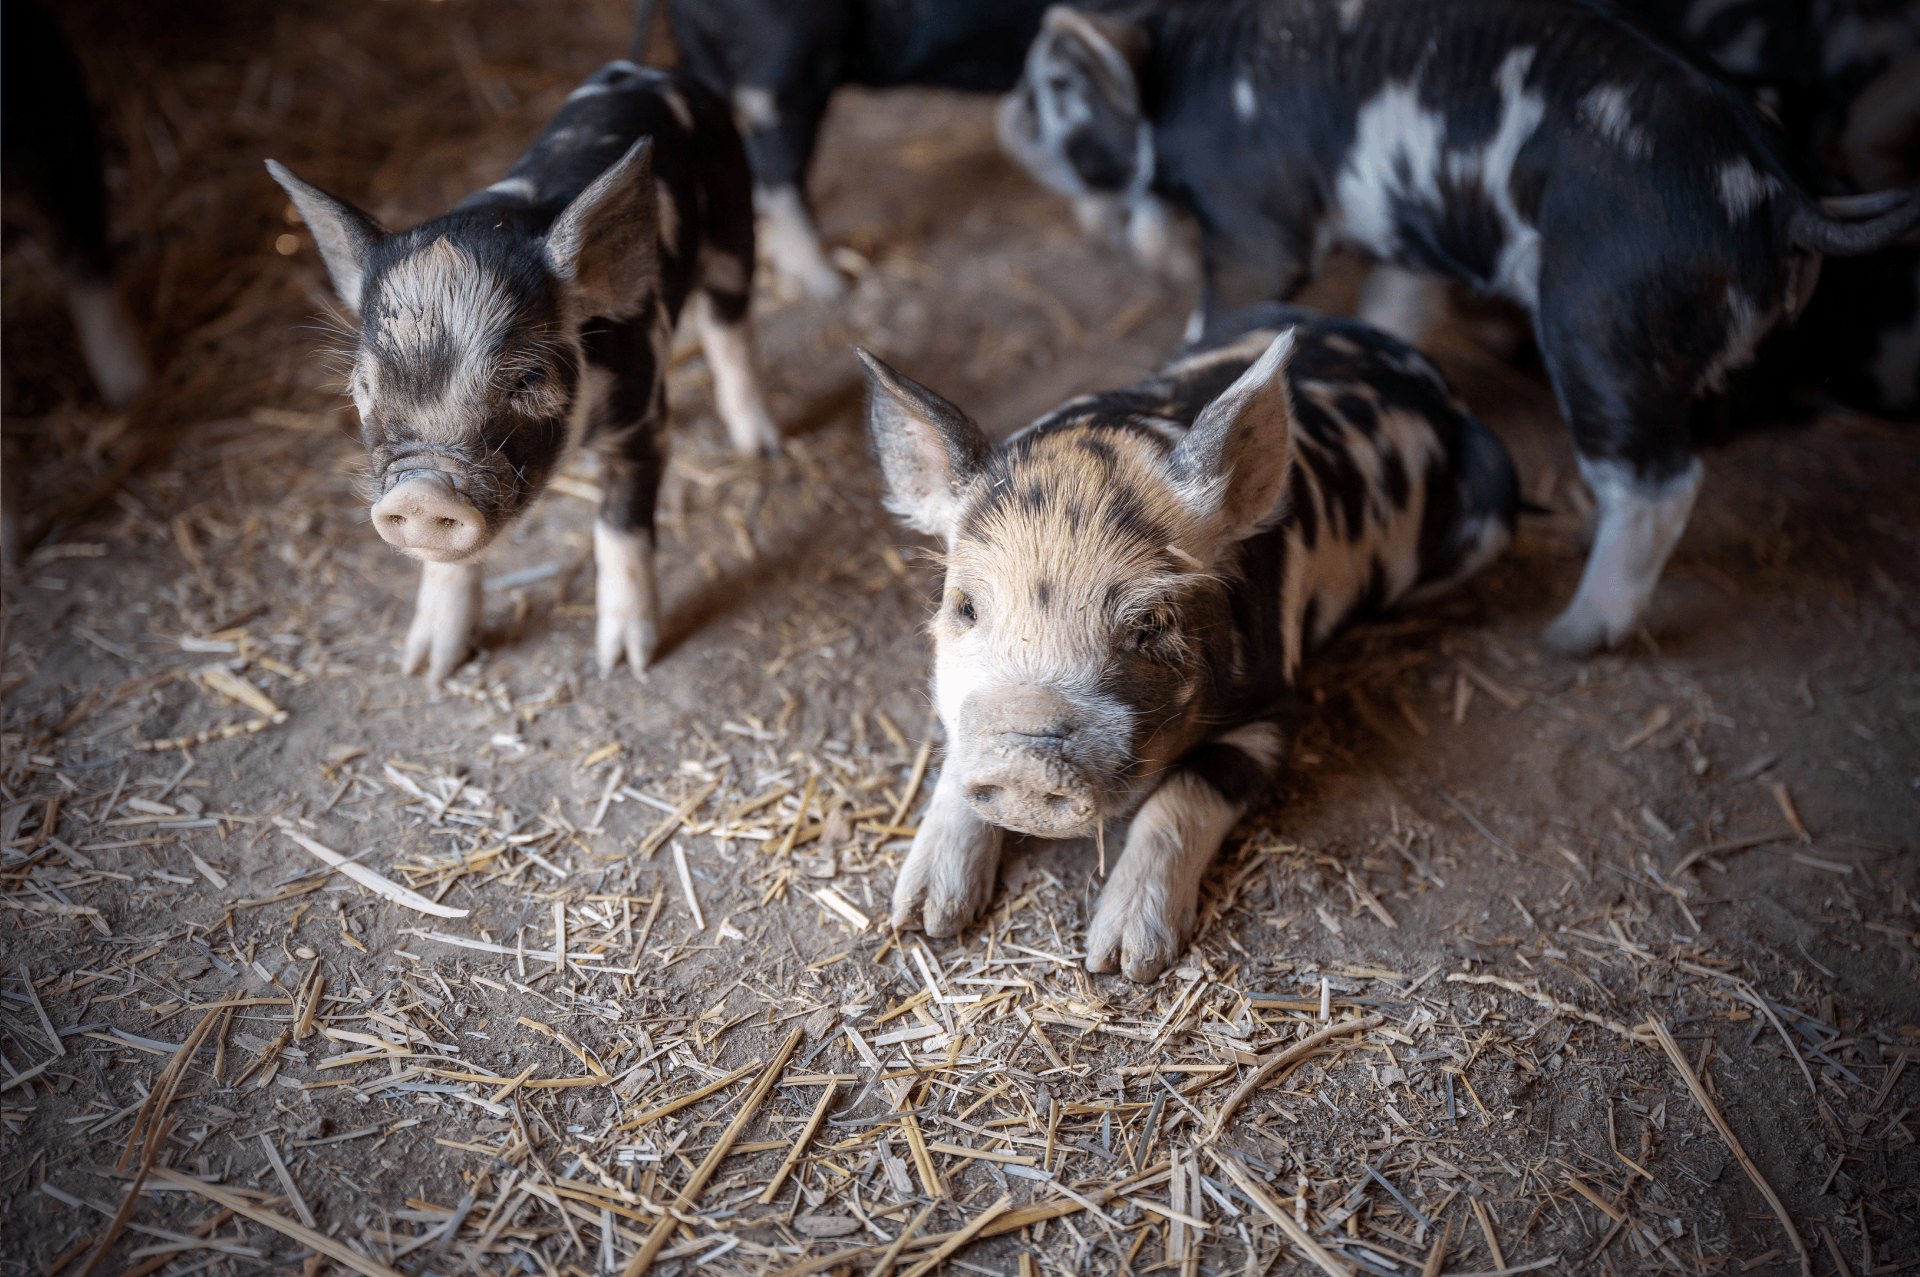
[545,137,659,319]
[1169,329,1297,544]
[855,348,992,540]
[266,160,387,316]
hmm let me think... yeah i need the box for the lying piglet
[861,306,1517,980]
[269,61,779,685]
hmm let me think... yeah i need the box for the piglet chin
[370,476,486,562]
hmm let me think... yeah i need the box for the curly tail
[1790,189,1920,255]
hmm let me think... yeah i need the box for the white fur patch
[655,179,681,256]
[1337,0,1367,30]
[1336,82,1445,259]
[1716,157,1782,219]
[1337,50,1544,306]
[753,184,843,301]
[1233,77,1257,123]
[486,176,538,202]
[657,87,695,131]
[690,292,780,456]
[1543,456,1704,654]
[731,85,778,131]
[63,277,149,408]
[1577,85,1652,159]
[593,520,659,677]
[1472,47,1546,307]
[1697,285,1766,392]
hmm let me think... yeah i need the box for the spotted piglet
[269,62,780,685]
[861,306,1516,981]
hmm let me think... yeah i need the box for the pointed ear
[266,160,387,315]
[1169,330,1298,543]
[1041,5,1147,114]
[545,137,659,319]
[854,347,992,539]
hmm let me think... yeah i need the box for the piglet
[861,305,1517,980]
[269,61,779,684]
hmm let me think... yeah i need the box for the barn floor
[2,4,1916,1277]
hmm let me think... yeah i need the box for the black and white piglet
[666,0,1058,299]
[999,0,1920,654]
[861,305,1516,980]
[270,61,779,685]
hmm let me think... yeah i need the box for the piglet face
[351,236,576,563]
[929,432,1212,837]
[267,140,659,564]
[998,6,1151,201]
[859,332,1298,841]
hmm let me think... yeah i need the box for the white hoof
[594,521,658,678]
[889,769,1003,937]
[402,560,484,686]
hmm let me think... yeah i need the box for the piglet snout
[370,476,484,559]
[960,686,1100,838]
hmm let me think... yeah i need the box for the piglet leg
[402,559,484,685]
[594,520,659,678]
[891,766,1004,937]
[690,291,780,456]
[1087,723,1284,982]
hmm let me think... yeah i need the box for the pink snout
[958,685,1102,838]
[370,477,483,559]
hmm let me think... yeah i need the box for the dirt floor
[3,4,1917,1277]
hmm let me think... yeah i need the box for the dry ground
[3,5,1917,1277]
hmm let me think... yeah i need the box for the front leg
[402,559,484,686]
[594,416,666,679]
[890,766,1005,938]
[1087,723,1284,982]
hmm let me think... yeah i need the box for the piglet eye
[953,592,977,625]
[515,369,545,394]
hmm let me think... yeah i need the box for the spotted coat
[862,304,1516,980]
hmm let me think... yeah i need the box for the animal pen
[1,4,1915,1277]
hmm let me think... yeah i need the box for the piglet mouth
[369,470,486,562]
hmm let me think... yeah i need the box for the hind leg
[1543,454,1703,654]
[689,288,780,456]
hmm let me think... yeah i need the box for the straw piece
[762,1081,838,1204]
[900,1112,943,1199]
[257,1134,317,1228]
[1445,973,1653,1044]
[896,1194,1013,1277]
[1207,1149,1349,1277]
[148,1168,404,1277]
[673,842,705,932]
[1422,1218,1449,1277]
[280,829,468,918]
[1470,1198,1503,1271]
[869,1203,937,1277]
[1647,1018,1808,1275]
[637,782,717,859]
[20,963,66,1059]
[619,1026,803,1277]
[614,1059,757,1128]
[1209,1014,1384,1137]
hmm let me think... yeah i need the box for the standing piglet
[997,1,1920,655]
[269,61,779,685]
[861,305,1516,980]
